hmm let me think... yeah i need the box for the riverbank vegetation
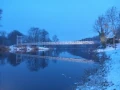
[93,7,120,48]
[76,6,120,90]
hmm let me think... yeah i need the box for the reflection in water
[0,45,110,71]
[15,52,95,71]
[16,53,49,71]
[0,53,7,65]
[7,53,20,66]
[0,45,111,90]
[26,57,48,71]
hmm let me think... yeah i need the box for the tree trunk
[99,32,107,48]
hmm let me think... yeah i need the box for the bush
[106,38,119,44]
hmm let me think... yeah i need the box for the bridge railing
[17,35,100,45]
[17,40,97,45]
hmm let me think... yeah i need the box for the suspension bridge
[17,36,99,46]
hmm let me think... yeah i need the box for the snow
[9,45,17,52]
[97,44,120,52]
[97,47,115,52]
[76,43,120,90]
[105,49,120,90]
[37,46,49,51]
[26,46,33,52]
[9,45,49,52]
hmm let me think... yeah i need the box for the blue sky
[0,0,119,41]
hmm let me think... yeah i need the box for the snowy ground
[76,44,120,90]
[9,45,49,52]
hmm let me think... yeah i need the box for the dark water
[0,46,107,90]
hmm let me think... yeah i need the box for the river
[0,45,106,90]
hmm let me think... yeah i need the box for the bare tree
[27,27,41,42]
[27,27,50,42]
[40,29,49,42]
[0,9,2,27]
[94,6,120,48]
[0,9,2,20]
[94,15,109,47]
[106,6,120,47]
[52,35,59,42]
[0,31,7,45]
[8,30,23,45]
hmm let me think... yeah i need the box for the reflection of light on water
[16,54,94,64]
[0,47,100,90]
[61,73,72,79]
[59,51,81,58]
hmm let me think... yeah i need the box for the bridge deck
[17,41,97,46]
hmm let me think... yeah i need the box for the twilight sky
[0,0,120,41]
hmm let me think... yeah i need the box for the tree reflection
[7,53,20,66]
[62,44,110,63]
[0,53,7,65]
[0,44,110,70]
[96,52,110,64]
[26,57,48,71]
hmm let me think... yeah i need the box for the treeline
[79,36,100,42]
[0,27,59,46]
[0,30,22,45]
[0,8,59,46]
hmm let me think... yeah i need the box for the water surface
[0,47,101,90]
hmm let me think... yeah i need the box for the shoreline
[0,45,50,52]
[76,44,120,90]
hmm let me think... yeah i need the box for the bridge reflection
[16,54,94,64]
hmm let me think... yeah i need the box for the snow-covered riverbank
[76,44,120,90]
[9,45,49,52]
